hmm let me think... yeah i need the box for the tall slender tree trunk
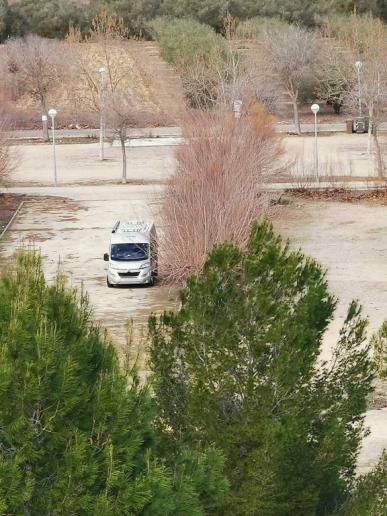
[41,99,49,141]
[120,128,127,184]
[367,106,373,155]
[291,96,301,135]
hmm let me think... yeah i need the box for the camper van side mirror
[103,253,109,262]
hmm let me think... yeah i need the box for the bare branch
[160,108,282,284]
[261,26,319,134]
[4,35,65,139]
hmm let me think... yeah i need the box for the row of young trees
[0,13,159,182]
[1,229,385,513]
[1,13,386,180]
[0,0,387,41]
[150,14,387,177]
[3,12,385,122]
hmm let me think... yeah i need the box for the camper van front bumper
[108,268,152,285]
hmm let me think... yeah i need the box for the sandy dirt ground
[1,141,386,473]
[276,198,387,354]
[275,197,387,473]
[0,186,175,367]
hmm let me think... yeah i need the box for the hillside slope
[128,41,186,124]
[0,40,186,129]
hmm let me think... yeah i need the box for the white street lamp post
[233,99,242,119]
[48,108,58,187]
[354,61,363,118]
[41,114,48,141]
[311,103,320,183]
[98,66,107,161]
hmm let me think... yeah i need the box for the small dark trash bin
[354,117,369,133]
[346,120,353,134]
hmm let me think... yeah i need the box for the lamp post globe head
[48,108,57,118]
[354,60,363,71]
[311,103,320,115]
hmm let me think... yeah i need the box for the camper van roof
[111,220,154,244]
[112,221,153,234]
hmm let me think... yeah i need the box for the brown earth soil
[0,194,25,234]
[0,40,186,130]
[286,188,387,203]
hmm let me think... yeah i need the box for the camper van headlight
[140,262,151,270]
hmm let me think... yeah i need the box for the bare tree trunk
[367,123,372,155]
[291,96,301,135]
[367,105,373,155]
[41,99,49,141]
[373,129,384,180]
[120,129,127,184]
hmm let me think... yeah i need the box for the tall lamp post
[311,103,320,182]
[98,66,107,161]
[354,60,363,117]
[233,99,242,119]
[48,108,58,187]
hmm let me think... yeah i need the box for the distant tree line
[0,0,387,41]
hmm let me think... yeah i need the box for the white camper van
[104,221,158,287]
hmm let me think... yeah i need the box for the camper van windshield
[111,243,149,261]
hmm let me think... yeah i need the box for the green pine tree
[0,252,227,514]
[9,0,89,38]
[149,220,375,515]
[337,452,387,515]
[0,0,8,40]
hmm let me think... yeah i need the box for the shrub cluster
[1,0,386,42]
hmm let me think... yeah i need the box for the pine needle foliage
[149,220,376,515]
[337,452,387,515]
[0,252,226,514]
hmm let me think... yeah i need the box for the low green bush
[151,17,227,69]
[235,16,289,40]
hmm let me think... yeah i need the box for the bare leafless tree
[160,108,282,284]
[4,35,64,140]
[66,11,158,161]
[105,91,152,184]
[66,11,129,113]
[315,40,356,114]
[342,16,387,179]
[261,26,319,134]
[357,60,387,179]
[0,119,16,185]
[235,48,282,114]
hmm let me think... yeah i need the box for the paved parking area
[10,143,175,186]
[9,133,384,187]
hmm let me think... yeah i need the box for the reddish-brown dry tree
[4,35,64,140]
[0,119,15,184]
[161,107,281,284]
